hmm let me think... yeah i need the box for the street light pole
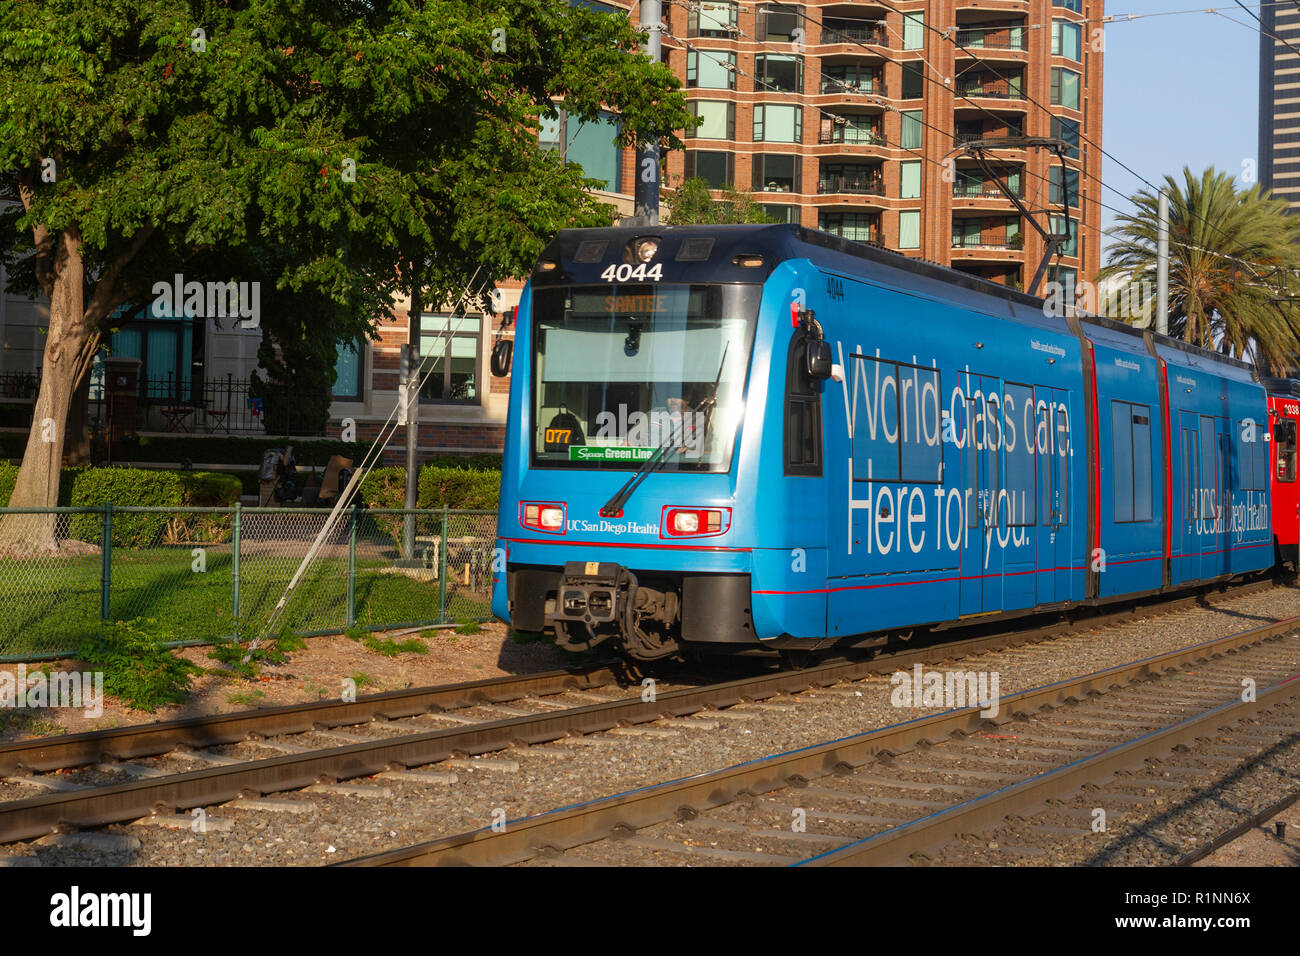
[1156,188,1169,336]
[632,0,661,225]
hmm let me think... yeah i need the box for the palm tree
[1098,167,1300,372]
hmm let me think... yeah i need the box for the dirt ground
[0,622,576,741]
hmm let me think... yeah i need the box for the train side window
[1111,400,1152,523]
[784,332,822,476]
[850,355,899,482]
[1276,419,1297,482]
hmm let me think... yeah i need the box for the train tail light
[662,506,731,538]
[521,501,566,534]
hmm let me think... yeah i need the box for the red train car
[1263,378,1300,566]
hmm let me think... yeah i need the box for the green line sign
[568,446,656,463]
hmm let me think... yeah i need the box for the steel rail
[0,577,1272,778]
[0,664,622,776]
[805,672,1300,865]
[339,614,1300,867]
[1175,789,1300,867]
[0,578,1278,845]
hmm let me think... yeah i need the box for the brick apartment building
[0,0,1102,463]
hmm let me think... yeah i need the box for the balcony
[955,80,1025,100]
[953,183,1020,200]
[953,30,1028,51]
[955,129,1025,145]
[819,175,885,195]
[822,24,888,47]
[820,77,886,97]
[819,125,885,146]
[952,235,1023,251]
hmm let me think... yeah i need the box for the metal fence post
[438,506,449,624]
[100,503,112,622]
[231,501,241,624]
[346,504,358,627]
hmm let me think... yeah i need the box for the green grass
[0,545,491,658]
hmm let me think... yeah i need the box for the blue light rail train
[490,224,1283,661]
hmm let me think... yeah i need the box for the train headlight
[521,501,566,535]
[662,507,731,538]
[632,237,660,263]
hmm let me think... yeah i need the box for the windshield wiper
[599,343,729,518]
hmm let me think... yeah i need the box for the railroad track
[0,576,1281,850]
[342,611,1300,867]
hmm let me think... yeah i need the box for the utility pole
[632,0,661,225]
[401,285,422,564]
[1156,188,1170,335]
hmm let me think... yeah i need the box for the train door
[959,375,1004,615]
[1197,414,1226,579]
[1036,388,1071,604]
[1178,411,1199,581]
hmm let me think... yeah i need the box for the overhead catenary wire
[246,267,489,658]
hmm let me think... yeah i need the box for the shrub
[64,467,243,546]
[76,619,201,711]
[69,468,184,546]
[418,466,500,510]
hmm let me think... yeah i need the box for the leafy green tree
[0,0,690,550]
[1098,167,1300,371]
[666,177,774,225]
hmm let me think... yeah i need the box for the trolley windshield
[530,284,760,471]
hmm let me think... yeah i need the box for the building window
[1051,116,1080,159]
[687,101,735,140]
[953,218,982,248]
[901,62,924,99]
[755,54,803,92]
[1050,214,1078,256]
[753,154,800,193]
[754,104,803,143]
[822,63,880,94]
[901,110,923,149]
[684,150,734,188]
[688,1,738,38]
[1051,68,1081,109]
[1053,0,1083,12]
[1049,165,1080,207]
[538,110,622,191]
[687,50,736,89]
[763,204,798,223]
[419,315,481,405]
[900,161,921,198]
[903,12,925,50]
[819,212,879,242]
[333,341,363,401]
[898,210,920,249]
[1048,265,1078,304]
[758,3,802,42]
[1051,20,1082,60]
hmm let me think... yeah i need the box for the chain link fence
[0,506,498,661]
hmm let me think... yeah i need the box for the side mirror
[490,339,513,377]
[806,339,832,380]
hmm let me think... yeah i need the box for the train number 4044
[600,263,663,282]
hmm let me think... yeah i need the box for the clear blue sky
[1099,0,1261,248]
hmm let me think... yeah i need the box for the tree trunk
[0,231,91,554]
